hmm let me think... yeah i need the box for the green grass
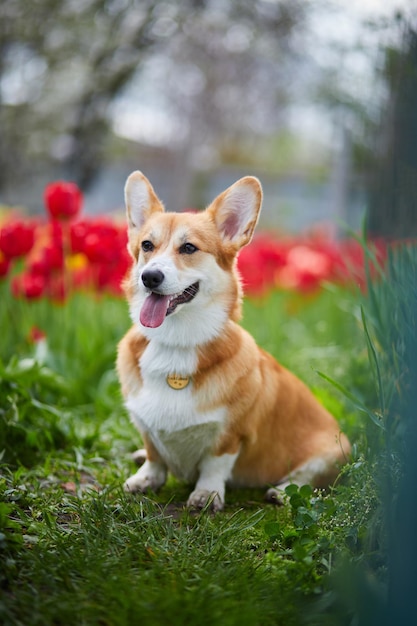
[0,271,402,626]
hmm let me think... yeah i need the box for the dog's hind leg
[132,448,147,466]
[264,454,342,505]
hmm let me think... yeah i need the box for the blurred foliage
[311,7,417,238]
[362,243,417,624]
[367,20,417,238]
[318,242,417,625]
[0,0,306,192]
[0,356,69,466]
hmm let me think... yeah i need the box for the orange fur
[117,326,147,397]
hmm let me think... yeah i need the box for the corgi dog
[117,171,350,511]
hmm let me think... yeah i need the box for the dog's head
[123,171,262,346]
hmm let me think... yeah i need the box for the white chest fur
[125,339,227,482]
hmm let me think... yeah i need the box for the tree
[0,0,306,194]
[366,17,417,238]
[0,0,161,190]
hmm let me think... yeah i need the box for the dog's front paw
[187,489,224,512]
[264,486,288,506]
[124,460,167,494]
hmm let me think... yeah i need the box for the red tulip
[70,220,90,253]
[83,232,119,263]
[46,274,67,302]
[12,273,46,299]
[41,244,64,271]
[0,220,35,258]
[44,181,83,221]
[29,326,46,343]
[28,257,51,277]
[237,235,288,296]
[47,219,64,245]
[83,232,104,263]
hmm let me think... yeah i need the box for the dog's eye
[179,243,198,255]
[141,240,154,252]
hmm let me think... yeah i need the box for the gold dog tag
[166,374,191,390]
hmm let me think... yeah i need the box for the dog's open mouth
[140,282,200,328]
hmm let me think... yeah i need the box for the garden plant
[0,182,415,625]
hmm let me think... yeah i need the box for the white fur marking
[140,341,198,377]
[126,368,227,481]
[187,452,239,510]
[277,456,332,487]
[149,422,222,483]
[141,252,188,295]
[264,456,334,504]
[129,251,231,347]
[124,459,167,493]
[127,384,226,439]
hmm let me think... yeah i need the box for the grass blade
[360,306,385,421]
[317,370,385,430]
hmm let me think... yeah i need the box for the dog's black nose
[142,269,164,290]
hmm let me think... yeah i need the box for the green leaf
[360,306,385,419]
[285,484,299,496]
[264,521,281,538]
[299,484,313,499]
[316,370,385,430]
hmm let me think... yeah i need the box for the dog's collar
[166,374,191,390]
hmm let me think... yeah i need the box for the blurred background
[0,0,416,236]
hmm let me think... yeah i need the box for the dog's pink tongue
[140,292,170,328]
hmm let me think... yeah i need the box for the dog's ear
[124,171,164,231]
[208,176,262,249]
